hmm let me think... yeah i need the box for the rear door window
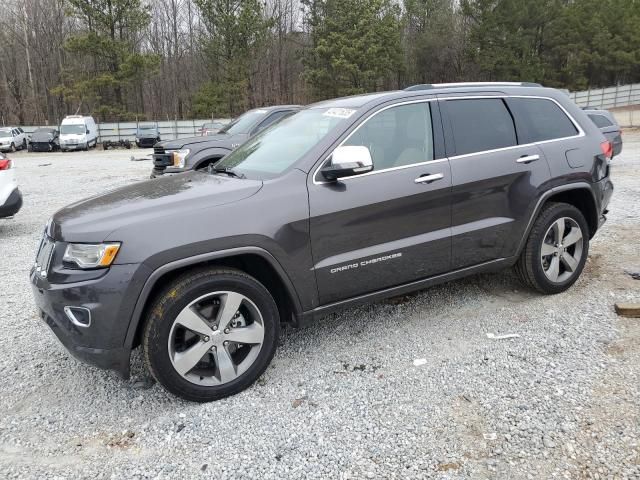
[507,97,578,143]
[444,99,517,156]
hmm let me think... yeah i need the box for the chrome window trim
[312,98,437,185]
[443,95,585,160]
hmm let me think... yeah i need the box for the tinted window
[588,114,613,128]
[445,99,517,155]
[508,98,578,143]
[343,102,433,171]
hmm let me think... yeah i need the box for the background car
[135,124,160,148]
[0,127,27,152]
[59,115,98,151]
[152,105,299,177]
[29,127,60,152]
[0,152,22,218]
[584,108,623,156]
[199,121,226,136]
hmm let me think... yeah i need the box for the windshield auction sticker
[323,108,356,119]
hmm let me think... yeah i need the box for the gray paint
[31,85,614,378]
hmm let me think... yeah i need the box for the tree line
[0,0,638,125]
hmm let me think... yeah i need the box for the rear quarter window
[588,114,614,128]
[507,98,578,143]
[444,98,517,156]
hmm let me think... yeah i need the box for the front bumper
[61,143,87,151]
[136,138,157,148]
[0,188,22,218]
[30,263,143,379]
[31,142,55,152]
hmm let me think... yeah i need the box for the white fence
[569,83,640,109]
[22,119,230,142]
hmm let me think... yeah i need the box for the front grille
[154,146,165,155]
[34,234,55,278]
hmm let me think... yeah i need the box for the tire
[143,267,280,402]
[515,202,589,294]
[22,139,27,150]
[10,143,15,153]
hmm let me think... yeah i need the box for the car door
[308,100,452,305]
[440,96,551,269]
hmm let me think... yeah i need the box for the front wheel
[22,139,27,150]
[515,202,589,294]
[10,143,15,152]
[143,267,280,402]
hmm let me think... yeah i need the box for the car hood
[50,171,263,242]
[158,133,232,150]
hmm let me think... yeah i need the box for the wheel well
[133,254,296,347]
[544,188,598,237]
[195,156,223,170]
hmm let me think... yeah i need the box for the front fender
[186,147,231,170]
[122,246,303,350]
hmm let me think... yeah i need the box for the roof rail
[404,82,542,91]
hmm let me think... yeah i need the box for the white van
[59,116,98,151]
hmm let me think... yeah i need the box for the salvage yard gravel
[1,142,639,479]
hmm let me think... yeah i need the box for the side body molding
[123,246,303,349]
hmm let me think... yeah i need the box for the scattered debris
[483,433,497,441]
[624,269,640,280]
[486,332,521,340]
[175,423,185,433]
[130,155,152,162]
[201,464,208,472]
[437,462,462,472]
[38,163,51,167]
[292,395,308,408]
[103,139,131,150]
[413,358,428,366]
[614,303,640,318]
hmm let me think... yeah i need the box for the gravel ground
[0,140,639,479]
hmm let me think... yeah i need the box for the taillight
[0,159,11,170]
[600,141,613,160]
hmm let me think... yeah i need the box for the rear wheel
[21,139,27,150]
[10,143,15,152]
[515,202,589,294]
[143,267,280,402]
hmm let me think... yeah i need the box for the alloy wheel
[540,217,584,283]
[167,291,265,386]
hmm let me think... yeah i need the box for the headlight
[167,149,190,168]
[63,242,121,269]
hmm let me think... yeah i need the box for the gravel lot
[1,139,639,479]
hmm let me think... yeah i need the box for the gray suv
[31,83,614,402]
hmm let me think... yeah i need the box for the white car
[0,127,27,152]
[0,152,22,218]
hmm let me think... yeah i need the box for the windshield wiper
[211,165,246,179]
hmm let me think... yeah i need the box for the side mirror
[86,129,90,134]
[321,146,373,181]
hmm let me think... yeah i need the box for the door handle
[414,173,444,184]
[517,154,540,164]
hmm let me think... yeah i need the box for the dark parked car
[29,127,60,152]
[199,121,226,136]
[31,83,613,402]
[584,108,622,157]
[151,105,299,177]
[135,124,161,148]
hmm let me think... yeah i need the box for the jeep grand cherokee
[31,83,614,402]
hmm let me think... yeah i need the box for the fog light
[64,306,91,327]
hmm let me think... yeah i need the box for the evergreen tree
[193,0,271,116]
[302,0,403,100]
[53,0,159,119]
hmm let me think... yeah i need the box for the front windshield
[32,128,55,140]
[219,109,269,135]
[60,124,85,135]
[0,128,12,136]
[214,107,356,178]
